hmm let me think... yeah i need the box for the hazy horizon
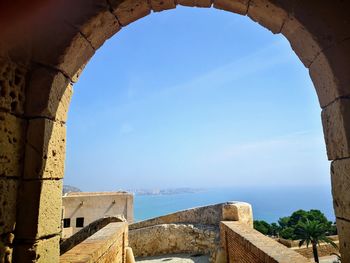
[64,7,330,192]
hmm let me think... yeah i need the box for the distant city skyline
[64,7,330,191]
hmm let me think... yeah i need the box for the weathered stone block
[336,218,350,263]
[213,0,249,15]
[25,66,72,122]
[150,0,176,12]
[79,10,121,50]
[0,57,26,115]
[16,179,63,239]
[177,0,212,8]
[32,22,94,79]
[111,0,151,26]
[24,118,66,179]
[222,202,253,228]
[331,159,350,220]
[282,16,321,68]
[310,39,350,107]
[0,112,25,177]
[321,99,350,160]
[0,178,18,234]
[15,235,60,263]
[247,0,288,34]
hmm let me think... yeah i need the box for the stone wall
[130,201,253,230]
[60,216,125,254]
[129,202,252,262]
[59,222,128,263]
[221,221,311,263]
[130,223,219,262]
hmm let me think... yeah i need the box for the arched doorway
[0,0,349,261]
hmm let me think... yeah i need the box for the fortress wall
[129,223,219,262]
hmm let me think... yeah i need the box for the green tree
[253,220,271,235]
[270,223,280,237]
[294,219,337,263]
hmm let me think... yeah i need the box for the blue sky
[64,7,330,191]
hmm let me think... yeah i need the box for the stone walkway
[136,254,209,263]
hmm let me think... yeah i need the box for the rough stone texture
[331,158,350,221]
[222,202,253,227]
[0,178,18,235]
[150,0,176,12]
[0,112,26,177]
[14,235,60,263]
[213,0,249,15]
[336,218,350,262]
[310,39,350,108]
[281,16,321,68]
[25,66,72,122]
[24,119,66,179]
[60,222,128,263]
[0,232,14,263]
[130,202,252,231]
[177,0,212,8]
[111,0,151,26]
[130,223,219,262]
[321,98,350,160]
[220,221,311,263]
[131,203,222,230]
[16,179,63,240]
[78,10,121,50]
[0,57,26,115]
[247,0,288,34]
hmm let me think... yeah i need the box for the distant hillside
[63,185,82,194]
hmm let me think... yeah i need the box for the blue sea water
[134,186,335,223]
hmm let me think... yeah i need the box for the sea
[133,185,335,224]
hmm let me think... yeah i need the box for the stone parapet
[130,201,253,230]
[60,222,128,263]
[220,221,311,263]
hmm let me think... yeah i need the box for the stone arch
[0,0,350,261]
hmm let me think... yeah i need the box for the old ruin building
[61,192,133,239]
[0,0,350,262]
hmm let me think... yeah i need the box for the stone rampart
[130,201,253,230]
[130,223,219,261]
[59,222,128,263]
[220,221,311,263]
[129,202,252,262]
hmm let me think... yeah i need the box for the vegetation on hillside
[253,209,338,263]
[254,209,337,239]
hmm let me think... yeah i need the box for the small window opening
[76,217,84,228]
[63,218,70,228]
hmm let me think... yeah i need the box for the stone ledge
[221,221,311,263]
[60,222,128,263]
